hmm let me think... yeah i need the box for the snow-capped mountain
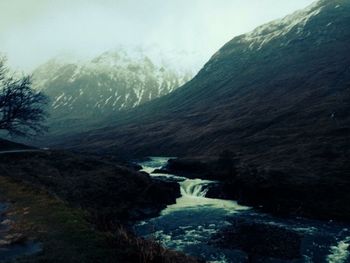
[238,0,325,51]
[33,49,193,132]
[207,0,342,68]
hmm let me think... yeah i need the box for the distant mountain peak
[33,49,193,133]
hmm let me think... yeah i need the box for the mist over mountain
[60,0,349,170]
[33,48,193,134]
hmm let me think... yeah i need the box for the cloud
[0,0,315,72]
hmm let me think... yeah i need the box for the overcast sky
[0,0,315,72]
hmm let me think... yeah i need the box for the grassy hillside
[0,176,199,263]
[0,150,180,221]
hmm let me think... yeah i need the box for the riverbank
[0,150,180,221]
[0,150,200,262]
[137,157,350,263]
[0,176,199,262]
[0,201,41,262]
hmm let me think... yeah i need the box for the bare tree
[0,57,49,137]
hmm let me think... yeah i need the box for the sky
[0,0,315,73]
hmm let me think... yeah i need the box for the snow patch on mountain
[33,49,193,126]
[242,0,324,50]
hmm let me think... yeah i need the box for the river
[134,157,350,263]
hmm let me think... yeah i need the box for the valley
[44,0,350,221]
[32,49,193,137]
[1,0,350,262]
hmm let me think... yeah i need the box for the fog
[0,0,315,72]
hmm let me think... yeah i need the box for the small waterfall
[180,179,212,197]
[327,237,350,263]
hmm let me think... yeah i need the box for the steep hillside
[33,50,192,135]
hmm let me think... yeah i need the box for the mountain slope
[33,50,192,135]
[63,0,349,164]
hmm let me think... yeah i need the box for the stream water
[0,203,41,261]
[134,157,350,263]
